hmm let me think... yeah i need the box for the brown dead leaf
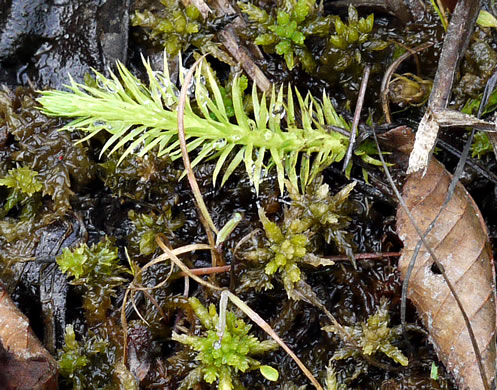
[391,128,497,389]
[0,282,58,390]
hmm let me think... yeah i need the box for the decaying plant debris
[2,0,497,389]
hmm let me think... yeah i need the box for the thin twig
[177,56,222,266]
[342,65,371,171]
[177,265,231,277]
[408,0,482,174]
[177,252,401,277]
[154,237,324,390]
[227,292,324,390]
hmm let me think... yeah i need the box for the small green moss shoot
[58,325,91,387]
[243,179,356,296]
[56,238,130,323]
[172,296,279,390]
[0,166,42,217]
[239,0,332,72]
[244,205,335,296]
[58,324,136,389]
[132,0,203,56]
[462,89,497,159]
[323,5,387,72]
[127,209,184,256]
[287,179,356,260]
[322,298,409,367]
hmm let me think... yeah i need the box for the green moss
[244,206,335,296]
[320,5,387,72]
[322,298,408,367]
[99,150,179,205]
[0,87,95,276]
[127,208,184,257]
[242,179,355,296]
[58,325,91,387]
[172,297,279,389]
[0,166,42,218]
[239,0,333,72]
[56,238,130,323]
[59,325,136,390]
[287,179,356,260]
[132,0,203,55]
[388,73,432,108]
[0,87,95,214]
[471,132,493,158]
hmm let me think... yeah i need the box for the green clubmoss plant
[239,0,333,72]
[322,298,409,367]
[172,296,279,390]
[37,54,370,195]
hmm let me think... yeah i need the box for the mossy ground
[2,0,497,388]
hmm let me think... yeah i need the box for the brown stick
[181,0,271,92]
[342,65,371,171]
[408,0,482,174]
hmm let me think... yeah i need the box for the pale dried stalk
[407,0,482,174]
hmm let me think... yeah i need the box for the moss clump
[287,179,356,261]
[172,297,279,390]
[322,5,387,72]
[388,73,432,108]
[59,325,136,390]
[471,131,493,159]
[242,179,356,296]
[127,208,184,257]
[0,87,95,214]
[132,0,203,55]
[322,298,408,367]
[239,0,332,72]
[0,166,42,218]
[99,150,180,206]
[243,206,335,296]
[56,238,130,323]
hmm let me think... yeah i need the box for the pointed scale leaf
[221,148,245,186]
[285,151,299,191]
[190,140,218,169]
[252,83,261,129]
[270,147,285,194]
[244,142,255,186]
[213,143,237,186]
[232,76,250,131]
[253,146,266,195]
[286,84,295,127]
[204,64,229,123]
